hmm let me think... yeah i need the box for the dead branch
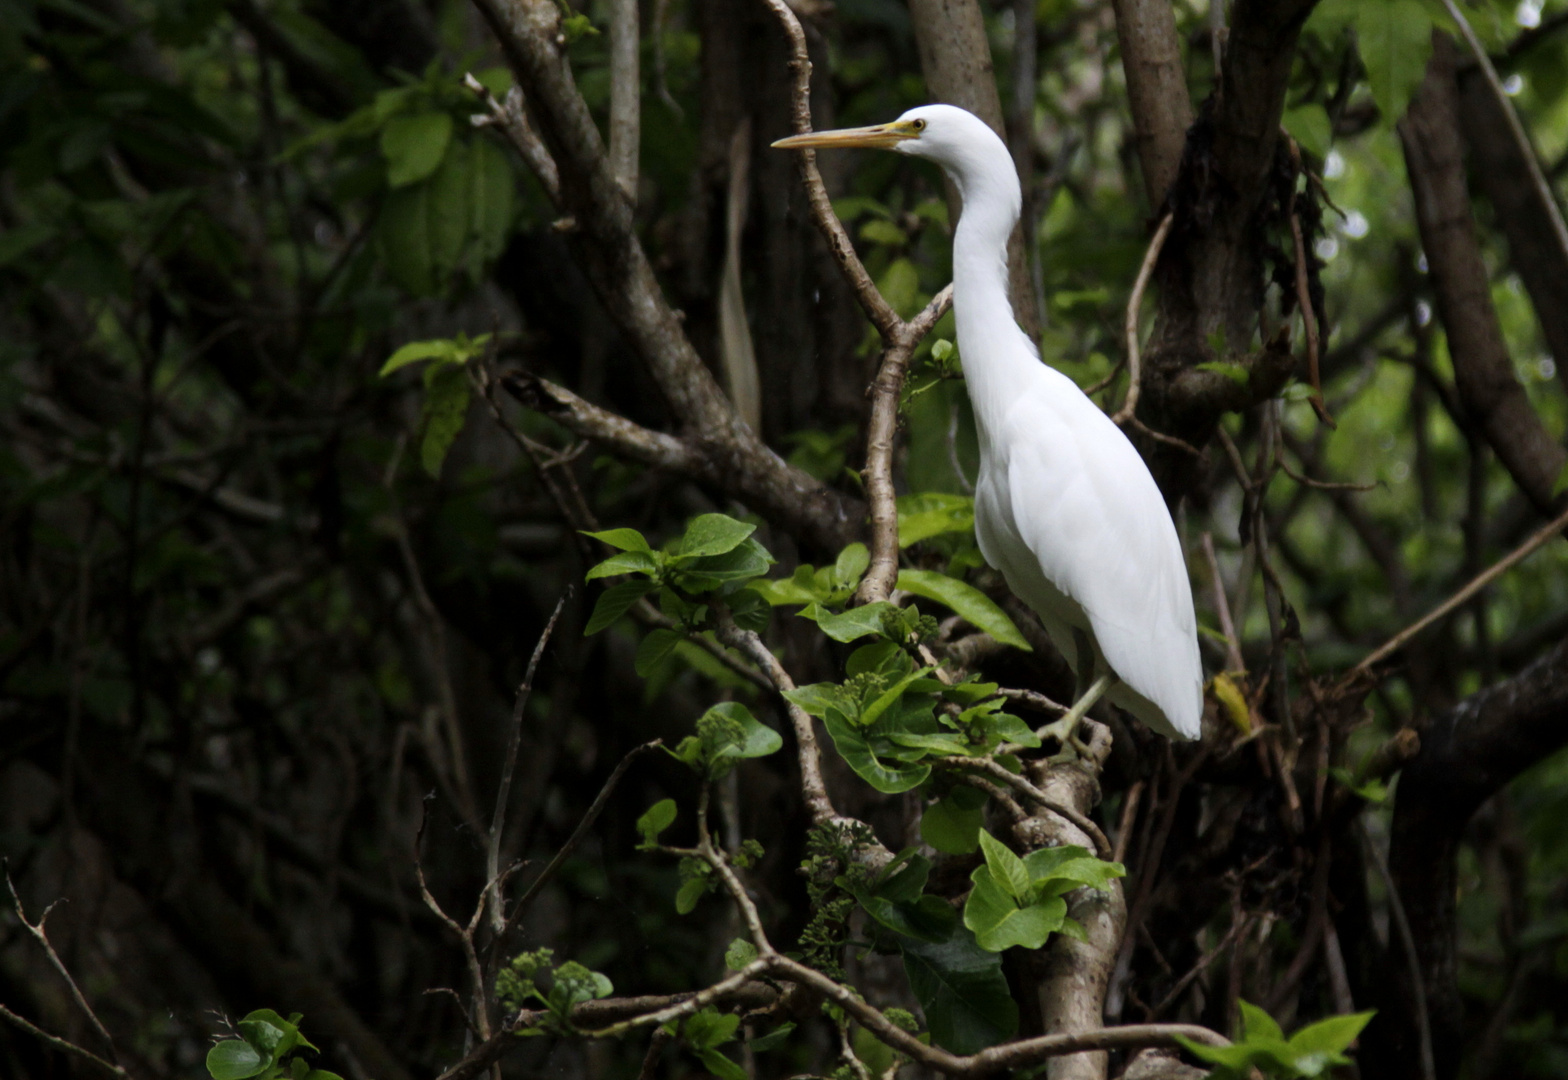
[1115,211,1173,425]
[462,74,560,204]
[486,594,569,933]
[1352,500,1568,676]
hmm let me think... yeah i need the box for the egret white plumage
[775,104,1203,741]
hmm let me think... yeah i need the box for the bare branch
[857,285,955,605]
[463,73,560,204]
[1115,211,1173,425]
[1353,500,1568,676]
[607,0,639,201]
[487,593,569,934]
[0,1004,127,1079]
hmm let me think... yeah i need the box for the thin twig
[0,1004,127,1078]
[712,608,838,825]
[1112,780,1144,865]
[1114,212,1174,425]
[856,285,955,606]
[462,75,560,204]
[1200,532,1245,673]
[1148,916,1245,1019]
[998,686,1069,714]
[1441,0,1568,275]
[1352,500,1568,675]
[937,756,1112,859]
[501,740,665,939]
[1285,146,1334,428]
[6,870,122,1066]
[1362,822,1436,1080]
[487,593,569,935]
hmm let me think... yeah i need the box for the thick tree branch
[1108,0,1193,207]
[1400,34,1567,516]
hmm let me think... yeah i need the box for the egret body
[776,105,1203,740]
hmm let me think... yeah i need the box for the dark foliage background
[4,0,1568,1078]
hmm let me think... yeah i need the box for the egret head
[772,104,1019,222]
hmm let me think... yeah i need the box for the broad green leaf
[380,181,434,294]
[859,665,934,728]
[675,875,708,914]
[895,570,1030,650]
[859,890,958,943]
[240,1010,312,1056]
[724,938,758,970]
[1286,1009,1375,1060]
[381,111,452,188]
[727,588,772,633]
[469,136,515,263]
[678,514,757,558]
[635,798,677,848]
[426,140,472,281]
[587,552,658,582]
[1357,0,1433,122]
[420,362,470,477]
[749,568,826,606]
[1195,360,1249,386]
[676,538,774,592]
[798,600,897,642]
[824,713,931,793]
[584,579,657,635]
[879,257,922,318]
[896,493,975,547]
[693,701,782,777]
[977,829,1030,900]
[859,218,906,245]
[782,682,852,719]
[964,866,1067,951]
[832,542,870,588]
[846,639,911,678]
[921,792,984,854]
[1022,846,1126,895]
[206,1040,267,1080]
[381,338,460,376]
[876,849,932,902]
[1240,999,1284,1043]
[582,528,651,552]
[1282,104,1331,160]
[748,1021,796,1052]
[684,1007,740,1049]
[696,1049,748,1080]
[902,928,1018,1054]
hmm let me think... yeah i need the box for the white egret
[775,105,1203,741]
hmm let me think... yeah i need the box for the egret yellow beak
[771,121,920,151]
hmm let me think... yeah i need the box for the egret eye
[912,119,926,131]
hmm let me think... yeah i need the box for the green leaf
[675,538,775,593]
[696,1049,748,1080]
[469,136,515,263]
[583,528,651,552]
[833,543,871,589]
[859,665,935,728]
[902,928,1018,1054]
[693,701,782,776]
[977,829,1030,900]
[782,682,853,719]
[381,111,452,188]
[684,1007,740,1050]
[823,713,931,793]
[206,1041,267,1080]
[895,570,1030,650]
[635,799,677,849]
[1195,360,1250,386]
[586,550,660,581]
[584,579,657,635]
[748,1021,796,1052]
[921,792,984,854]
[1357,0,1433,122]
[1022,846,1126,895]
[675,876,708,914]
[858,891,958,943]
[426,139,472,281]
[1240,999,1284,1043]
[380,180,435,294]
[896,493,975,548]
[677,514,757,558]
[879,257,921,318]
[381,338,460,376]
[859,218,906,246]
[727,588,772,633]
[1286,1009,1375,1061]
[420,363,471,477]
[634,628,682,676]
[724,937,758,970]
[798,600,897,642]
[0,223,56,267]
[240,1010,312,1056]
[1282,104,1331,160]
[964,865,1067,951]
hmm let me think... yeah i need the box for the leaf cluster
[493,948,613,1033]
[1176,1001,1375,1079]
[962,831,1125,952]
[205,1011,341,1080]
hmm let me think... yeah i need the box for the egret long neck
[949,164,1034,448]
